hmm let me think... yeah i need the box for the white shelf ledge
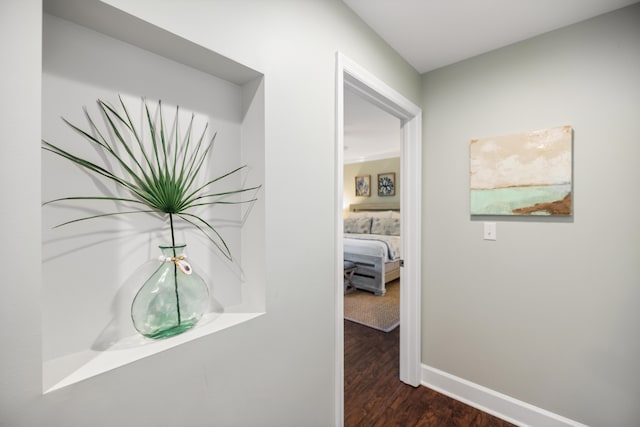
[43,312,264,393]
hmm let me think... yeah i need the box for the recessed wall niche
[41,5,265,393]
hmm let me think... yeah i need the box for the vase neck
[159,244,186,257]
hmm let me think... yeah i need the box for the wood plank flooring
[344,320,516,427]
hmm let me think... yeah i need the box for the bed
[344,203,401,296]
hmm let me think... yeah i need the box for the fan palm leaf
[42,96,260,261]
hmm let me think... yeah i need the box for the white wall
[0,0,43,422]
[422,4,640,426]
[0,0,421,426]
[42,13,249,363]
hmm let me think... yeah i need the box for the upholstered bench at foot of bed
[344,260,357,293]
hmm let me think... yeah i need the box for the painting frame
[469,125,573,216]
[355,175,371,197]
[377,172,396,197]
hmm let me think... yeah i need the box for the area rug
[344,279,399,332]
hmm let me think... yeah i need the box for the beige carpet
[344,279,399,332]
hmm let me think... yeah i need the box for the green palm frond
[42,96,261,261]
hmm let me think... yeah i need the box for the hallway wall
[421,4,640,426]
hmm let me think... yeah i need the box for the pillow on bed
[344,217,372,234]
[371,217,400,235]
[347,211,368,218]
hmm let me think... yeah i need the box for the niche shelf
[42,0,266,393]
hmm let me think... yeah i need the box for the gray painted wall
[421,4,640,426]
[4,0,638,425]
[0,0,420,426]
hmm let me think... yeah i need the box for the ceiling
[342,0,639,74]
[342,0,638,163]
[344,89,401,164]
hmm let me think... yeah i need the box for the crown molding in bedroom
[344,149,400,165]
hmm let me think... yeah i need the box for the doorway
[334,52,422,426]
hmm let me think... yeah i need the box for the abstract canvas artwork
[470,125,573,216]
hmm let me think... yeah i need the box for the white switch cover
[484,222,497,240]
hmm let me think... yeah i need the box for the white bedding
[344,233,401,261]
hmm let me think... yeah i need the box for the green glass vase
[131,244,210,339]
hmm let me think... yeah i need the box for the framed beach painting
[355,175,371,197]
[470,125,573,216]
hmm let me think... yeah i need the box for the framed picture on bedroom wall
[378,172,395,196]
[355,175,371,197]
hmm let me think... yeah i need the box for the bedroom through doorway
[342,85,403,421]
[342,89,402,319]
[334,53,422,426]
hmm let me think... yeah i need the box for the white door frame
[334,52,422,426]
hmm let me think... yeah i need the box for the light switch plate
[484,222,497,240]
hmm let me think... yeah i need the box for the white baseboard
[421,364,588,427]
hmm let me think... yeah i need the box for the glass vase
[131,244,210,339]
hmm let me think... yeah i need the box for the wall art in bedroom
[378,172,396,196]
[355,175,371,197]
[470,125,573,216]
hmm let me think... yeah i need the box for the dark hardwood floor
[344,320,516,427]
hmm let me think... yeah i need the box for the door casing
[334,52,422,426]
